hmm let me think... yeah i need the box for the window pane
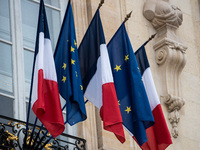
[0,0,11,41]
[0,95,13,118]
[46,7,61,50]
[45,0,60,8]
[21,0,61,50]
[21,0,38,49]
[0,42,13,95]
[36,0,60,8]
[24,50,34,98]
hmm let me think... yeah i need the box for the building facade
[0,0,200,149]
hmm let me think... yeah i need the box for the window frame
[0,0,67,121]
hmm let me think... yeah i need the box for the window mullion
[60,0,68,21]
[12,0,26,121]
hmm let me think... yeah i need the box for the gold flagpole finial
[124,11,133,23]
[143,33,157,46]
[147,33,157,42]
[98,0,104,9]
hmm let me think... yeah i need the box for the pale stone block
[178,101,200,141]
[78,102,98,150]
[170,136,200,150]
[177,14,195,47]
[182,43,200,76]
[182,71,200,104]
[126,21,153,51]
[176,0,192,16]
[101,129,139,150]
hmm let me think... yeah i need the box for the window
[0,0,13,95]
[21,0,61,100]
[0,0,76,136]
[0,0,14,118]
[21,0,65,126]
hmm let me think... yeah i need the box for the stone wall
[72,0,200,149]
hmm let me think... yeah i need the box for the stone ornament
[143,0,187,138]
[143,0,182,29]
[162,94,185,138]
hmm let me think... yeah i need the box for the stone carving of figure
[143,0,183,29]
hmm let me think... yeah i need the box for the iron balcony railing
[0,115,86,150]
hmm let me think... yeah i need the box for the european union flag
[107,23,154,146]
[54,2,87,126]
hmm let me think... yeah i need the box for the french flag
[78,9,125,143]
[30,0,65,138]
[135,44,172,150]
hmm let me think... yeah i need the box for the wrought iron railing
[0,115,86,150]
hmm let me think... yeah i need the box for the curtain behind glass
[0,0,13,95]
[21,0,61,50]
[0,0,11,41]
[0,43,13,94]
[22,0,61,98]
[35,0,60,9]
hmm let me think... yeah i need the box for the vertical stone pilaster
[78,102,99,150]
[72,1,99,149]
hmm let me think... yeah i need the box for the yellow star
[62,76,66,83]
[125,106,131,114]
[74,40,77,47]
[75,71,78,77]
[71,59,75,65]
[114,65,122,72]
[80,85,83,90]
[62,63,67,70]
[125,55,129,62]
[118,100,120,105]
[71,46,75,52]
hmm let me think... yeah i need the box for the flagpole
[83,1,104,106]
[30,104,66,149]
[27,117,38,149]
[34,130,49,149]
[23,0,44,147]
[135,33,157,53]
[30,124,43,149]
[84,11,133,106]
[37,119,70,149]
[98,0,104,9]
[143,33,157,46]
[38,136,53,150]
[123,11,133,23]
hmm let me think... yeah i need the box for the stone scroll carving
[143,0,187,138]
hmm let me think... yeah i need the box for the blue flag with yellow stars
[107,23,154,146]
[54,2,87,126]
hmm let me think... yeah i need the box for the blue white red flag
[78,9,125,143]
[30,0,65,138]
[135,43,172,150]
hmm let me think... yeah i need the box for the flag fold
[31,0,65,138]
[78,9,125,143]
[54,1,87,126]
[107,23,155,146]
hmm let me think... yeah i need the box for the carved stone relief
[143,0,187,138]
